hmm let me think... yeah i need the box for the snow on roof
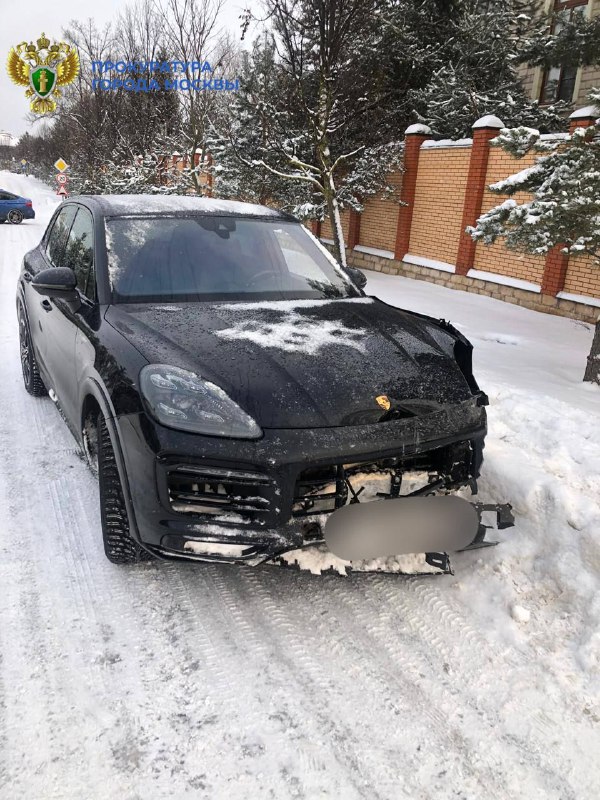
[472,115,505,130]
[569,105,598,120]
[83,194,291,219]
[405,123,432,135]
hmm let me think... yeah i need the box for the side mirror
[347,266,367,290]
[32,267,78,302]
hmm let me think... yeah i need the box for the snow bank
[366,271,600,681]
[473,386,600,668]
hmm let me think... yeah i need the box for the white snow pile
[279,545,441,576]
[216,309,368,354]
[365,271,600,681]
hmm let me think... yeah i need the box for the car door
[24,203,78,378]
[0,191,13,220]
[43,206,96,430]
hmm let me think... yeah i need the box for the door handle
[41,299,52,312]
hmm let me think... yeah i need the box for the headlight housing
[139,364,262,439]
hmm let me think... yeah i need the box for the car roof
[70,194,298,222]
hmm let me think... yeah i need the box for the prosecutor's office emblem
[6,33,79,114]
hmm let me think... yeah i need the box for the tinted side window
[65,208,95,300]
[46,206,77,267]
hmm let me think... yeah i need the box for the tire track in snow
[240,568,509,800]
[233,567,466,799]
[174,562,368,799]
[359,574,582,799]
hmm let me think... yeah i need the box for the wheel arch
[79,377,145,548]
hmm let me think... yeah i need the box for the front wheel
[97,416,153,564]
[8,210,23,224]
[18,306,47,396]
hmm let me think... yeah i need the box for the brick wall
[321,210,349,241]
[316,109,599,323]
[472,148,546,285]
[564,254,600,299]
[408,147,471,266]
[358,172,402,252]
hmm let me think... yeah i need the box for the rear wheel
[97,415,153,564]
[18,306,47,396]
[8,210,23,224]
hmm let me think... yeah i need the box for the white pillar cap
[472,115,505,130]
[569,105,598,120]
[404,123,432,135]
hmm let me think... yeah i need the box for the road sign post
[54,158,70,199]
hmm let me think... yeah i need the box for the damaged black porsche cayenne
[16,196,512,569]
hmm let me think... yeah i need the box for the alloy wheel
[19,312,32,386]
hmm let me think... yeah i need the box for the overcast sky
[0,0,245,138]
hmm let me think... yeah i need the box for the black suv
[17,195,492,566]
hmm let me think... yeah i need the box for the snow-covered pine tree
[214,1,403,266]
[520,2,600,74]
[405,0,568,138]
[469,91,600,384]
[209,35,310,211]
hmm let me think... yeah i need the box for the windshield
[105,216,359,303]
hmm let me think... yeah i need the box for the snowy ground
[0,172,599,800]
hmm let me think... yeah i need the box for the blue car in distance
[0,189,35,224]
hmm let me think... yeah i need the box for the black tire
[8,210,23,224]
[97,416,153,564]
[18,305,47,396]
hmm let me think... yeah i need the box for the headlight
[139,365,262,439]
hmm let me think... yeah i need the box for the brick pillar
[541,106,597,296]
[347,209,361,250]
[541,245,569,296]
[205,152,213,196]
[568,105,598,133]
[394,124,432,261]
[455,115,505,276]
[311,219,322,237]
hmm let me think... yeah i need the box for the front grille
[293,441,475,518]
[167,465,273,522]
[293,465,349,516]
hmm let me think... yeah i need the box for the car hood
[105,297,474,429]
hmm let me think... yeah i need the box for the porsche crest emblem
[375,394,391,411]
[6,33,79,114]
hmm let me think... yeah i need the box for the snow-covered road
[0,173,599,800]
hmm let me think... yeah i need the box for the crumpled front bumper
[114,396,490,565]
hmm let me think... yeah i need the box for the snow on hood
[216,310,368,355]
[215,298,374,355]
